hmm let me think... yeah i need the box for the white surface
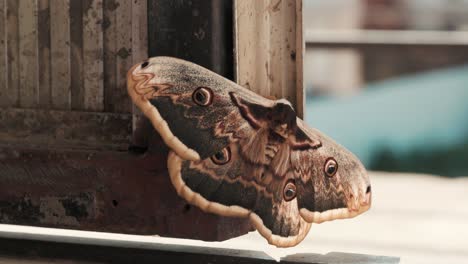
[1,172,467,263]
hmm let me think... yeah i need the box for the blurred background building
[303,0,468,177]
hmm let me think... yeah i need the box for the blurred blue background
[303,0,468,177]
[306,65,468,177]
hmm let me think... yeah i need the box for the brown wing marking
[127,62,200,161]
[167,150,312,248]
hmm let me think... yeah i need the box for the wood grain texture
[37,0,51,107]
[0,0,147,149]
[2,0,147,113]
[0,108,131,150]
[131,0,147,128]
[0,146,252,241]
[18,0,39,108]
[0,0,6,106]
[234,0,304,117]
[103,0,117,112]
[131,0,147,65]
[104,0,146,114]
[82,0,104,111]
[234,1,266,95]
[103,0,133,113]
[295,1,304,118]
[70,0,84,110]
[114,0,132,113]
[50,0,71,109]
[5,0,20,107]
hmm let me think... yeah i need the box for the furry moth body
[127,57,371,247]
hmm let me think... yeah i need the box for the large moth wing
[127,57,281,161]
[167,143,312,248]
[292,120,371,224]
[128,57,372,247]
[166,119,371,247]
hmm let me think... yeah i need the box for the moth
[127,57,371,247]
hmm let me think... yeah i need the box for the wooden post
[0,0,252,242]
[0,0,308,242]
[234,0,304,117]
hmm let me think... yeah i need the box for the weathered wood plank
[5,0,19,107]
[0,108,131,150]
[0,0,6,106]
[131,0,147,65]
[50,0,71,109]
[69,0,84,110]
[287,1,301,114]
[18,0,39,108]
[131,0,147,130]
[37,0,51,108]
[103,0,117,112]
[103,0,133,113]
[236,0,262,95]
[234,0,304,117]
[295,2,304,118]
[82,0,104,111]
[235,0,270,96]
[114,0,133,113]
[270,0,284,98]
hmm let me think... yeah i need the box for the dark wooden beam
[0,141,251,240]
